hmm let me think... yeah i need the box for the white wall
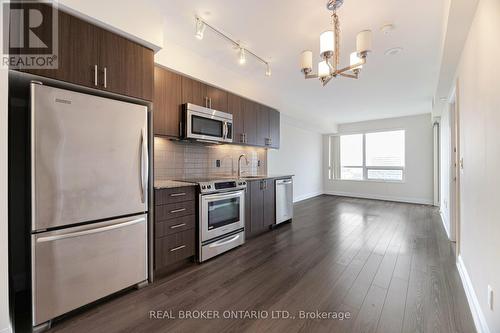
[439,108,452,238]
[267,115,323,202]
[0,1,11,331]
[324,113,434,205]
[447,0,500,330]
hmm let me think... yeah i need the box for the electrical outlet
[488,285,494,310]
[216,160,221,168]
[257,160,261,167]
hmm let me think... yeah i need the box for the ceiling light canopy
[300,0,372,86]
[194,16,271,77]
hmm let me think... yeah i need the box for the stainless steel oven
[183,103,233,143]
[197,179,246,262]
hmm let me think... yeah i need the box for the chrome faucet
[238,154,249,178]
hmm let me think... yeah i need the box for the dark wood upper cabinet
[99,29,153,101]
[256,104,270,147]
[153,66,182,137]
[228,93,245,144]
[242,99,258,145]
[17,8,98,89]
[206,86,228,112]
[269,109,280,148]
[154,69,280,147]
[181,76,208,106]
[14,6,153,101]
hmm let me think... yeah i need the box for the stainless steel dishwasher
[275,178,293,224]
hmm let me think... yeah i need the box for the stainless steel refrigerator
[30,83,149,327]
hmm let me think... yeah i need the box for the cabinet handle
[170,223,186,229]
[170,208,186,214]
[103,67,107,88]
[209,98,212,109]
[94,65,98,86]
[204,96,208,108]
[170,193,186,197]
[169,245,186,252]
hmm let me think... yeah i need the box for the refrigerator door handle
[140,128,148,204]
[36,217,146,243]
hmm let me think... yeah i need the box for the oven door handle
[208,234,241,248]
[202,190,244,201]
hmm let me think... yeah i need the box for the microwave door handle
[223,122,227,140]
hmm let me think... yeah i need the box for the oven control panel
[199,179,247,194]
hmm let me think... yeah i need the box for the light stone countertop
[154,180,197,189]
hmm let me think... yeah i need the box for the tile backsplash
[154,137,267,180]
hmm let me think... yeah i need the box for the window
[337,130,405,181]
[340,134,363,180]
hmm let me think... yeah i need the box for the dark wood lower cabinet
[154,186,197,272]
[246,179,276,238]
[155,229,195,268]
[263,179,275,227]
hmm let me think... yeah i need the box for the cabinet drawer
[155,229,195,267]
[155,215,196,238]
[156,201,196,221]
[155,187,196,205]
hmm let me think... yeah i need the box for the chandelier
[300,0,372,86]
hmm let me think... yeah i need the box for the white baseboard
[324,191,433,205]
[456,255,491,333]
[293,191,323,203]
[439,210,451,239]
[0,326,12,333]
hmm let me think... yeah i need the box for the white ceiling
[153,0,446,132]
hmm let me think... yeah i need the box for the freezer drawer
[32,214,148,326]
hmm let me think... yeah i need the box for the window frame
[335,129,406,183]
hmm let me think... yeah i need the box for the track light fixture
[195,18,206,40]
[238,48,246,65]
[194,16,271,77]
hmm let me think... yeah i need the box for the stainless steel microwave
[183,103,233,143]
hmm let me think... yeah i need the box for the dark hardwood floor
[48,195,475,333]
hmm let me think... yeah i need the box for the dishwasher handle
[276,178,293,185]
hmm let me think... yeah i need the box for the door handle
[170,208,186,214]
[36,217,145,243]
[170,245,186,252]
[140,128,148,204]
[208,234,240,248]
[223,122,228,139]
[94,65,98,86]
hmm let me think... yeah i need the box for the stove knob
[202,185,206,189]
[208,185,212,189]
